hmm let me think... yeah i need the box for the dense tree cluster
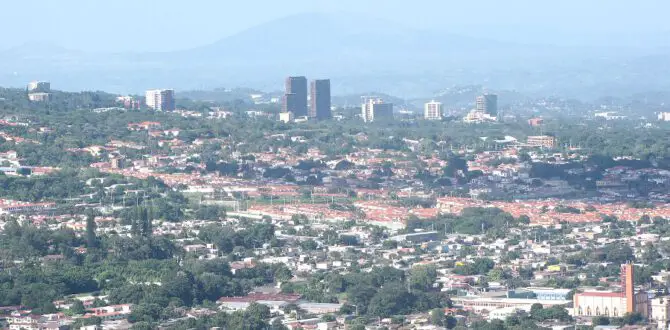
[408,207,530,237]
[281,266,451,318]
[0,169,87,201]
[0,216,291,326]
[163,303,282,330]
[453,258,496,276]
[198,222,279,253]
[466,303,572,330]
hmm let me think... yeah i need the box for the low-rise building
[573,265,648,318]
[452,296,570,312]
[28,92,52,102]
[526,135,556,148]
[279,112,294,123]
[650,296,670,329]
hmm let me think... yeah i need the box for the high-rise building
[27,81,52,102]
[282,93,297,115]
[145,89,175,111]
[309,79,331,120]
[424,101,442,120]
[361,98,393,122]
[476,94,498,116]
[27,81,50,93]
[283,76,308,117]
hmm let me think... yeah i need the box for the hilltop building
[27,81,52,102]
[476,93,498,116]
[28,93,51,102]
[27,81,50,93]
[464,94,498,123]
[145,89,175,111]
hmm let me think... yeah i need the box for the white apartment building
[424,100,442,120]
[145,89,175,111]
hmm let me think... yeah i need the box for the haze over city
[3,2,670,330]
[0,0,669,97]
[3,0,670,51]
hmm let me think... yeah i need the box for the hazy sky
[4,0,669,52]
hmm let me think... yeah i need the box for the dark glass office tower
[283,76,308,117]
[310,79,331,120]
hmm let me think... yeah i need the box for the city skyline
[2,59,670,329]
[2,2,670,329]
[0,6,667,97]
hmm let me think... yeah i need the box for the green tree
[70,300,86,315]
[85,214,98,248]
[382,240,398,249]
[621,312,644,325]
[593,316,610,326]
[246,302,271,320]
[430,308,445,326]
[271,317,288,330]
[444,315,457,329]
[367,282,414,317]
[410,265,438,292]
[605,244,634,263]
[487,268,504,282]
[275,265,293,283]
[130,321,153,330]
[638,215,651,225]
[300,239,319,251]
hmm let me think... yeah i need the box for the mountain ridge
[0,12,667,98]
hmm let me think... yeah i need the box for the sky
[3,0,669,52]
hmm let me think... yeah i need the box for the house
[85,304,132,321]
[7,314,40,330]
[297,303,343,314]
[217,293,302,313]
